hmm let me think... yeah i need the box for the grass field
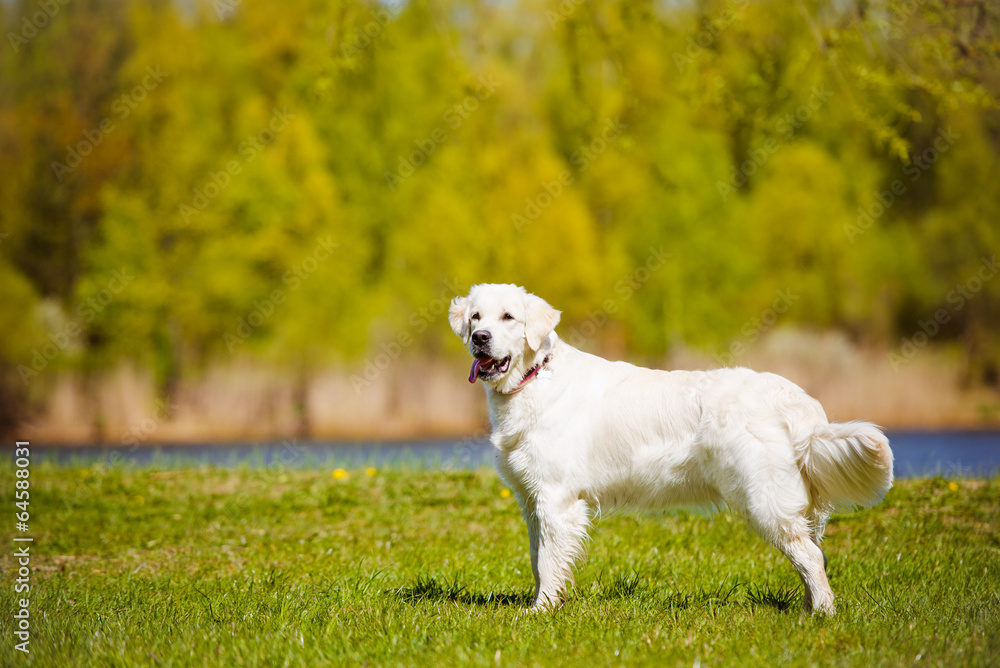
[2,460,998,666]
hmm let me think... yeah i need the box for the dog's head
[449,284,560,393]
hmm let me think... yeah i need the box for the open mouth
[468,355,512,383]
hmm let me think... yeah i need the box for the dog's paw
[528,594,563,612]
[804,598,836,616]
[811,603,836,616]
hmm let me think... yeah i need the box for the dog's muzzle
[469,355,512,383]
[468,329,511,383]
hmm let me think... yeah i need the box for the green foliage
[1,0,998,406]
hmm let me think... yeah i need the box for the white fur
[450,283,894,614]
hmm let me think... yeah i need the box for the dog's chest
[486,391,560,496]
[487,389,544,439]
[492,433,542,498]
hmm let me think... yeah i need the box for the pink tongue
[469,359,481,383]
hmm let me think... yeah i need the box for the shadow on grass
[392,573,533,608]
[745,582,801,612]
[661,580,800,613]
[591,569,800,613]
[596,570,647,600]
[393,573,801,613]
[661,581,739,610]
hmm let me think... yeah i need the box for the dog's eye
[471,312,480,321]
[503,313,514,321]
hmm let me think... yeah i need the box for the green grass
[2,461,998,666]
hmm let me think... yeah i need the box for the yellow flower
[365,467,377,477]
[500,489,511,499]
[332,469,349,480]
[948,481,959,492]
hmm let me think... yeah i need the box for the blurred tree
[1,0,998,437]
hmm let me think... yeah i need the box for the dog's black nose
[472,330,491,346]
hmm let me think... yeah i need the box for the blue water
[18,431,1000,478]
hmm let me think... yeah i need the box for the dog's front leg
[529,495,589,610]
[523,507,542,604]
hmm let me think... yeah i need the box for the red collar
[501,354,550,395]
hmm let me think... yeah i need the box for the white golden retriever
[450,283,893,614]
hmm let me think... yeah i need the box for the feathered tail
[799,421,894,511]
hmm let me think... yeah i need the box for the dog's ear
[449,296,471,344]
[525,293,561,350]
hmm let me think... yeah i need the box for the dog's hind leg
[530,496,590,610]
[758,493,835,614]
[745,506,835,614]
[779,534,835,614]
[727,440,836,615]
[742,506,835,614]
